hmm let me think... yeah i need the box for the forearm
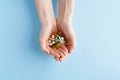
[35,0,55,27]
[58,0,75,24]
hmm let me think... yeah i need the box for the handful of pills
[48,32,66,50]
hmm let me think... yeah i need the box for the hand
[57,20,76,53]
[39,21,68,61]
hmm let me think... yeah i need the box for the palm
[57,20,76,53]
[40,24,68,61]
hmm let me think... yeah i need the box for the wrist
[42,19,56,28]
[57,18,72,26]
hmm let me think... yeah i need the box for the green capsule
[55,36,59,40]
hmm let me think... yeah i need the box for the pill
[52,41,55,44]
[49,43,53,46]
[52,35,55,38]
[49,40,51,43]
[61,37,64,40]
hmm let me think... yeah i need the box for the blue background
[0,0,120,80]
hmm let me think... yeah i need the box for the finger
[67,41,72,53]
[67,38,76,53]
[58,47,68,62]
[48,47,60,58]
[61,45,68,53]
[59,57,66,62]
[68,47,72,53]
[58,48,68,56]
[54,57,59,61]
[59,53,68,62]
[55,50,65,58]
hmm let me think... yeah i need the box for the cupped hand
[39,21,68,61]
[57,20,76,53]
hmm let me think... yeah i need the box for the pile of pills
[48,32,66,49]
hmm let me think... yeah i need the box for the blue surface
[0,0,120,80]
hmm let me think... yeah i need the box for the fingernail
[59,58,63,62]
[54,57,59,61]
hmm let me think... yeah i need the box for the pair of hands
[39,19,76,61]
[35,0,75,61]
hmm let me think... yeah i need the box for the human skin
[57,0,76,54]
[35,0,75,61]
[35,0,68,61]
[53,0,76,61]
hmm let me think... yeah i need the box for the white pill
[52,41,55,44]
[59,36,61,39]
[49,40,51,43]
[61,37,64,40]
[52,35,55,38]
[49,43,53,46]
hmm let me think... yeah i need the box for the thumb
[67,37,76,53]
